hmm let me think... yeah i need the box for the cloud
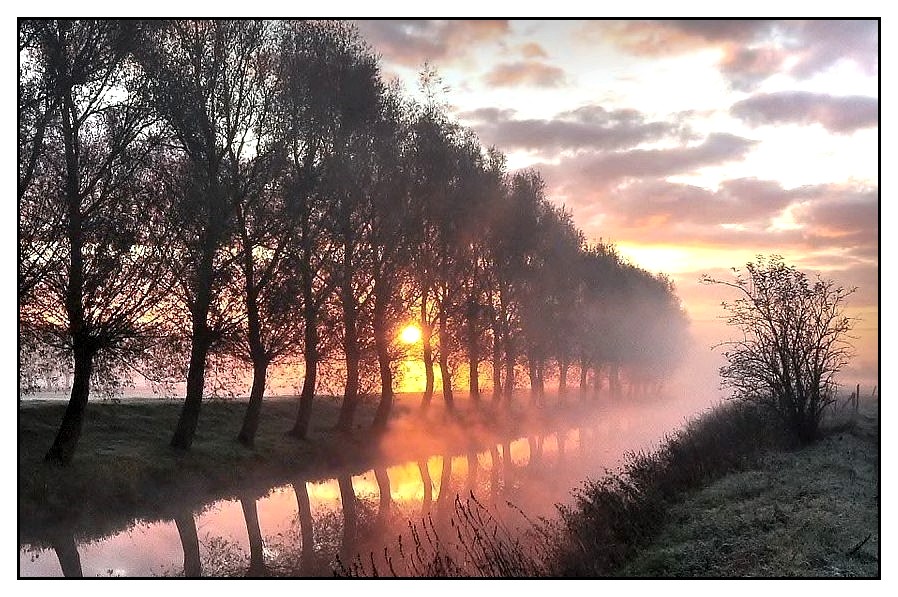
[791,185,879,245]
[594,20,771,56]
[482,61,568,87]
[719,46,788,92]
[354,20,510,67]
[731,92,878,134]
[458,104,685,152]
[540,133,756,188]
[519,42,548,59]
[604,177,795,228]
[594,19,878,90]
[787,20,879,79]
[553,177,878,266]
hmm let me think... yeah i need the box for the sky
[354,18,880,388]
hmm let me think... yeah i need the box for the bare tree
[20,19,170,464]
[134,20,269,450]
[703,256,856,443]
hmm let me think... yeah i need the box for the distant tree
[703,256,855,443]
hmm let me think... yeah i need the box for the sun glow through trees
[399,324,422,345]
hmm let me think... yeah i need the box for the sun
[399,324,422,344]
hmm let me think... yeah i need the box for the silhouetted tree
[134,20,269,450]
[21,19,170,464]
[703,256,855,443]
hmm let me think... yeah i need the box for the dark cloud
[354,20,510,67]
[731,91,878,133]
[482,60,568,87]
[596,19,878,90]
[458,104,684,152]
[719,46,788,91]
[543,133,757,185]
[791,185,879,242]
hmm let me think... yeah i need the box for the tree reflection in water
[22,406,670,577]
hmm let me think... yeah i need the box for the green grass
[18,391,599,546]
[617,404,879,577]
[18,396,386,543]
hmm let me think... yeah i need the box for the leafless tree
[20,19,170,464]
[703,256,856,442]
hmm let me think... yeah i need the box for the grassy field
[18,395,394,541]
[617,401,879,577]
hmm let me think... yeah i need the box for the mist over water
[19,379,723,577]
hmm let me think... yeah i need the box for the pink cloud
[593,19,878,90]
[354,20,510,67]
[482,60,568,88]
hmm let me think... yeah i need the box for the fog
[20,346,728,577]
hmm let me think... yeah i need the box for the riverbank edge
[18,394,606,545]
[549,398,880,578]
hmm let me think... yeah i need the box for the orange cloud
[354,20,510,67]
[482,60,568,88]
[589,20,878,91]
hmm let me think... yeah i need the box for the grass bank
[18,392,598,545]
[617,402,879,577]
[548,398,879,578]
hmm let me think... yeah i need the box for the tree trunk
[240,495,266,577]
[237,220,269,447]
[289,312,318,439]
[336,343,360,432]
[467,315,480,402]
[46,77,91,466]
[421,327,435,410]
[171,318,210,450]
[579,358,589,398]
[503,348,515,399]
[51,534,82,578]
[491,335,502,403]
[528,355,539,406]
[238,358,268,447]
[438,323,454,412]
[174,510,202,578]
[172,193,219,450]
[372,303,394,431]
[45,343,94,465]
[610,361,620,398]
